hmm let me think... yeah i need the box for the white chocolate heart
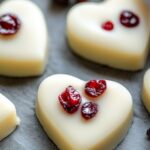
[36,74,133,150]
[0,93,20,141]
[142,69,150,113]
[67,0,150,71]
[0,0,48,77]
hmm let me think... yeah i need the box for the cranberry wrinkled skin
[102,21,114,31]
[59,86,82,113]
[120,10,140,28]
[0,13,21,36]
[81,102,98,120]
[85,80,107,98]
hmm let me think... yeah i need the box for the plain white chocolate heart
[36,74,133,150]
[67,0,150,71]
[0,0,48,77]
[142,69,150,113]
[0,93,20,141]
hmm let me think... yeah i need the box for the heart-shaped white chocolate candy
[143,69,150,113]
[0,0,48,77]
[36,74,133,150]
[0,93,20,141]
[67,0,150,71]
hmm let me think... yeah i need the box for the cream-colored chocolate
[36,74,133,150]
[0,0,48,77]
[0,94,20,141]
[143,69,150,113]
[67,0,150,71]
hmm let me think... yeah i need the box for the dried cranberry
[85,80,107,98]
[120,10,140,28]
[102,21,114,31]
[59,86,82,113]
[146,128,150,140]
[0,13,21,36]
[81,102,98,120]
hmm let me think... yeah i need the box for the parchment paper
[0,0,150,149]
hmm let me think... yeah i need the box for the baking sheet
[0,0,150,149]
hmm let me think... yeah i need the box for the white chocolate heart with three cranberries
[142,69,150,113]
[36,74,133,150]
[67,0,150,71]
[0,0,48,77]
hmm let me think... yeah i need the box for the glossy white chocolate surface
[143,69,150,113]
[0,0,48,77]
[0,93,20,141]
[67,0,150,71]
[36,74,133,150]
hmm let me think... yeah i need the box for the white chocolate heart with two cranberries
[0,0,48,77]
[143,69,150,113]
[67,0,150,71]
[36,74,133,150]
[0,93,20,141]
